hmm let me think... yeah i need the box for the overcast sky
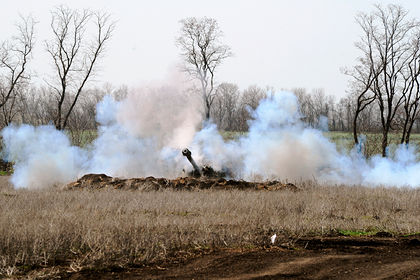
[2,0,420,99]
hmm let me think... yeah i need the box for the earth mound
[65,173,299,191]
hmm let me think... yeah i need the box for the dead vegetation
[1,175,420,278]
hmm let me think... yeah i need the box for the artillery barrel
[182,148,201,176]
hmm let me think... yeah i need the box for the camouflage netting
[65,173,299,192]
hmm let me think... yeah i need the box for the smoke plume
[2,88,420,188]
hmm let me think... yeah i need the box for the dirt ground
[57,235,420,279]
[6,173,420,279]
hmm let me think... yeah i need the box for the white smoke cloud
[2,89,420,188]
[1,124,87,188]
[239,91,339,181]
[88,84,202,178]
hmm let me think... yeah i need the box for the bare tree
[241,85,267,111]
[352,4,420,156]
[175,17,233,120]
[336,97,350,131]
[15,85,56,126]
[235,85,267,131]
[342,63,377,144]
[292,87,335,129]
[210,90,226,129]
[400,28,420,144]
[0,83,25,127]
[0,15,36,126]
[211,82,239,130]
[45,5,115,130]
[311,88,329,128]
[292,87,314,126]
[326,95,337,131]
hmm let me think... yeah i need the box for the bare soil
[57,235,420,279]
[6,174,420,279]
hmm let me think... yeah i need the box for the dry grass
[1,177,420,277]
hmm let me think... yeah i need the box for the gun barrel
[182,148,201,176]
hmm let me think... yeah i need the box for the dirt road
[61,235,420,279]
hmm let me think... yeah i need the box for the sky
[2,0,420,99]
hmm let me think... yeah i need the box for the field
[219,131,420,158]
[67,129,420,157]
[2,174,420,279]
[2,131,420,278]
[325,132,420,157]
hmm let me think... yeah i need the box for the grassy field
[221,130,420,157]
[1,178,420,277]
[66,130,98,148]
[68,129,420,159]
[325,131,420,145]
[325,132,420,158]
[2,130,420,277]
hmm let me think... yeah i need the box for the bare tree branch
[45,5,115,130]
[0,14,36,113]
[176,17,233,120]
[346,4,420,156]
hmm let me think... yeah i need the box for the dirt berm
[65,173,299,191]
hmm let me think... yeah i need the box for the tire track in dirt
[227,255,361,280]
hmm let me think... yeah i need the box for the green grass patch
[338,229,377,236]
[219,131,248,141]
[65,129,98,147]
[402,232,420,237]
[324,132,420,146]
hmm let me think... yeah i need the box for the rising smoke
[2,88,420,188]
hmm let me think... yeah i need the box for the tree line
[2,4,420,158]
[343,4,420,156]
[0,5,115,133]
[7,79,420,137]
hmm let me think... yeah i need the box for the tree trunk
[405,118,416,144]
[353,110,360,145]
[381,128,389,157]
[401,105,410,144]
[401,121,408,144]
[205,97,211,120]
